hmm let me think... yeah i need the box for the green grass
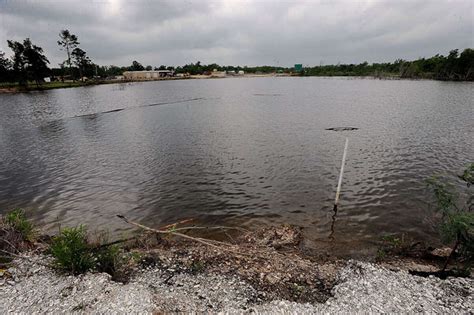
[49,225,94,274]
[4,209,36,242]
[49,226,128,279]
[0,80,119,92]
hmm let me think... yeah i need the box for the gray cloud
[0,0,472,67]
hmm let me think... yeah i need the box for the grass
[1,209,36,267]
[0,80,119,92]
[4,209,36,242]
[49,225,95,274]
[49,226,129,280]
[376,233,419,260]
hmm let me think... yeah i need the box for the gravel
[1,256,472,313]
[248,260,474,313]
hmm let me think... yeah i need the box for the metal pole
[334,137,349,207]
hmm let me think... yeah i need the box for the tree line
[1,29,473,85]
[301,49,474,80]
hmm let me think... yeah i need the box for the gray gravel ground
[247,261,474,313]
[1,256,473,313]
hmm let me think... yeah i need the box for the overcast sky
[0,0,472,67]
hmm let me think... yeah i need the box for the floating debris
[325,127,359,131]
[253,93,282,96]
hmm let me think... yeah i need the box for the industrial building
[123,70,174,80]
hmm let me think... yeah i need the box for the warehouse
[123,70,173,80]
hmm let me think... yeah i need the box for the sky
[0,0,472,67]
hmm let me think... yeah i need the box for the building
[123,70,174,80]
[210,69,226,78]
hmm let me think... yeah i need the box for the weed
[376,249,386,261]
[190,260,205,273]
[4,209,36,241]
[427,163,474,269]
[95,245,123,277]
[290,283,306,298]
[129,251,143,263]
[72,303,86,311]
[381,234,403,248]
[49,225,94,274]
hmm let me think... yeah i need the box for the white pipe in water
[334,137,349,207]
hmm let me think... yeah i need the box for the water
[0,77,472,256]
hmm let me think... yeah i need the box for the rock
[431,247,452,258]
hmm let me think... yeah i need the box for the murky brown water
[0,77,472,256]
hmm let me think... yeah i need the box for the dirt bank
[1,226,472,313]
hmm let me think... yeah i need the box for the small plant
[376,249,386,261]
[458,163,474,187]
[95,245,124,278]
[4,209,36,241]
[290,282,307,299]
[427,163,474,270]
[190,260,205,273]
[49,225,94,274]
[381,234,403,248]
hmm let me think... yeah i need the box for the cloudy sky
[0,0,472,67]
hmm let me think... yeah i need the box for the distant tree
[57,29,79,77]
[458,48,474,80]
[103,65,123,76]
[129,60,144,71]
[71,47,91,81]
[22,38,50,86]
[145,65,152,71]
[7,40,27,86]
[7,39,49,86]
[0,50,12,82]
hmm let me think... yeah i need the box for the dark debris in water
[325,127,359,131]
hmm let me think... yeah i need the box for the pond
[0,77,472,256]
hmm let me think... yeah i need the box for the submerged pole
[334,137,349,208]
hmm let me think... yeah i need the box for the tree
[71,48,91,81]
[129,60,144,71]
[7,40,27,86]
[145,65,152,71]
[7,39,50,86]
[23,38,50,86]
[57,29,79,78]
[0,50,12,82]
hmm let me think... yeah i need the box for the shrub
[49,225,94,274]
[4,208,36,241]
[427,163,474,267]
[95,245,124,279]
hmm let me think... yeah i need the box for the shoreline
[2,74,472,94]
[1,225,472,313]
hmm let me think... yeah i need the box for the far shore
[0,73,284,94]
[2,73,471,95]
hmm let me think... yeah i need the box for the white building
[123,70,174,80]
[210,69,226,78]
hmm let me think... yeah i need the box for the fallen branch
[116,215,251,256]
[170,226,249,233]
[159,218,195,230]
